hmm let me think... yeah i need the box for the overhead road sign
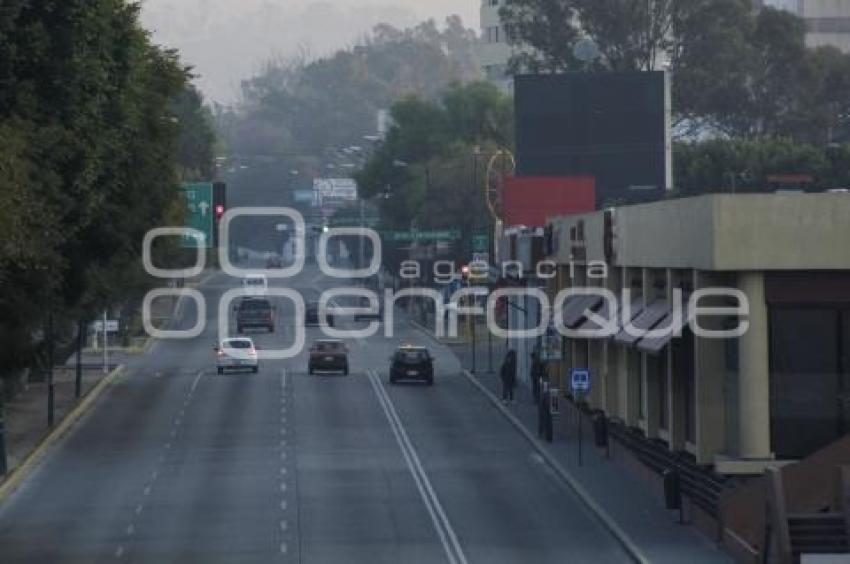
[179,182,213,248]
[381,230,462,243]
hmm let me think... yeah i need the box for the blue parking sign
[570,369,591,394]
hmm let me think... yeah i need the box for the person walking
[530,350,544,403]
[500,350,517,403]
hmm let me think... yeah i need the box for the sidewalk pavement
[1,367,113,481]
[422,328,733,564]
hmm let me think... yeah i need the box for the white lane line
[126,524,135,536]
[280,520,288,532]
[281,500,288,511]
[115,545,125,558]
[191,370,204,393]
[367,370,467,564]
[135,504,143,516]
[143,486,151,497]
[280,543,288,555]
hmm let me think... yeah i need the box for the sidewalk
[1,366,114,481]
[418,325,733,564]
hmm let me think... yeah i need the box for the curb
[0,364,127,504]
[461,369,650,564]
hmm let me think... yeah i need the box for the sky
[139,0,480,105]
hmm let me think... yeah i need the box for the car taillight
[249,348,257,357]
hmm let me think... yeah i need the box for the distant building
[478,0,524,90]
[764,0,850,52]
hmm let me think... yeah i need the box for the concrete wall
[550,194,850,271]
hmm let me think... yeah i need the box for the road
[0,263,635,564]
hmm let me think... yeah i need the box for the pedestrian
[530,350,544,402]
[500,350,517,403]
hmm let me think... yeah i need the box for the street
[0,266,631,564]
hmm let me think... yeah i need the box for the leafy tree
[0,0,197,386]
[500,0,850,144]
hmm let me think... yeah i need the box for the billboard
[515,72,671,207]
[503,176,596,228]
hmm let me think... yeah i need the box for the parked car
[266,255,282,269]
[389,345,434,385]
[215,338,259,374]
[305,301,335,327]
[308,340,349,375]
[236,297,275,333]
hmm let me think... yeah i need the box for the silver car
[215,338,259,374]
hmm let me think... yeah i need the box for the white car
[242,273,268,296]
[215,338,259,374]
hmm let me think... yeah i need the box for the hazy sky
[140,1,480,104]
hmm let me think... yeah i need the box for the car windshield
[314,341,343,352]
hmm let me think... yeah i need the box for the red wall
[503,176,596,228]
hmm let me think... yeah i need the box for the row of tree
[0,1,215,387]
[215,17,481,184]
[501,0,850,144]
[355,81,513,264]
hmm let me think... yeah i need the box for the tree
[0,0,196,386]
[500,0,850,144]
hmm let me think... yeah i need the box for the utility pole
[102,309,109,374]
[47,302,55,427]
[75,318,84,398]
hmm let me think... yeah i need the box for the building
[478,0,524,90]
[765,0,850,52]
[544,193,850,471]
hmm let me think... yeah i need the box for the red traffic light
[215,204,225,219]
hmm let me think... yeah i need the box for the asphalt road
[0,265,632,563]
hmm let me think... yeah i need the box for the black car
[236,297,275,333]
[389,346,434,385]
[308,340,349,375]
[305,301,335,327]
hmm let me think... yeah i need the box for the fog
[140,0,480,104]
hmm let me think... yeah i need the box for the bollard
[663,468,682,511]
[593,414,609,448]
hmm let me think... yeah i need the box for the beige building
[478,0,525,90]
[544,194,850,474]
[766,0,850,52]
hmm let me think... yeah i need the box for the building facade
[544,194,850,474]
[765,0,850,52]
[478,0,523,90]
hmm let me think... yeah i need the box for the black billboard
[515,72,669,207]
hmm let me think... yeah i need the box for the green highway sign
[179,182,213,248]
[472,233,490,253]
[382,229,462,243]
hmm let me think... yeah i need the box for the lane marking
[190,370,204,393]
[367,370,467,564]
[115,545,125,558]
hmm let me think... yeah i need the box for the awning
[613,299,670,346]
[575,297,615,334]
[636,302,693,354]
[561,294,604,329]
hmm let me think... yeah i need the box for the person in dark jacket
[530,351,544,402]
[500,350,517,403]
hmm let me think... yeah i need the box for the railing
[607,421,733,520]
[788,512,848,557]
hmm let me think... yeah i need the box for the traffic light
[213,182,227,248]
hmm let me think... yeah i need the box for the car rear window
[245,278,265,286]
[240,300,271,310]
[224,340,252,349]
[315,341,343,352]
[398,350,428,362]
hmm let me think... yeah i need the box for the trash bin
[663,469,682,511]
[593,414,608,447]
